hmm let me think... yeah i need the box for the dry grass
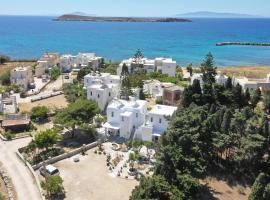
[219,66,270,79]
[201,176,251,200]
[18,94,68,113]
[0,61,35,76]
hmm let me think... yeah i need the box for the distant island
[54,14,191,22]
[175,11,263,18]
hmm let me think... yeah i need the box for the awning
[103,122,120,130]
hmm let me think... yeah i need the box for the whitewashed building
[135,105,177,142]
[10,66,33,91]
[233,74,270,92]
[60,53,103,72]
[84,72,120,110]
[143,80,175,99]
[103,98,148,139]
[118,57,177,77]
[190,73,228,88]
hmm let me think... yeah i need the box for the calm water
[0,16,270,66]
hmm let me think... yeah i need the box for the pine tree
[225,77,233,90]
[200,52,217,85]
[120,63,132,100]
[249,173,270,200]
[186,63,193,77]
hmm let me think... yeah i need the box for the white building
[84,72,120,88]
[190,73,228,88]
[60,53,103,72]
[59,54,77,72]
[103,98,148,139]
[35,53,60,77]
[233,74,270,92]
[10,66,33,91]
[84,72,120,111]
[135,105,177,142]
[0,93,18,114]
[143,80,175,99]
[118,57,177,77]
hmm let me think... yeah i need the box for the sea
[0,16,270,67]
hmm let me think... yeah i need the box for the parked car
[40,165,59,177]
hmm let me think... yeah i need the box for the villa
[190,73,228,88]
[163,85,183,106]
[60,53,103,72]
[84,72,120,110]
[0,93,18,114]
[10,66,34,91]
[135,104,177,141]
[103,96,178,141]
[233,74,270,92]
[35,52,60,77]
[143,80,175,99]
[117,57,177,77]
[103,98,148,139]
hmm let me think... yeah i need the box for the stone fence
[32,141,98,170]
[31,91,63,102]
[0,168,16,200]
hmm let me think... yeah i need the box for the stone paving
[102,142,155,180]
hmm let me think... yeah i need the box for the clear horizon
[1,0,269,17]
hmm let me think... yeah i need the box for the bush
[0,71,11,85]
[31,106,49,122]
[50,65,61,80]
[0,55,10,64]
[20,92,27,98]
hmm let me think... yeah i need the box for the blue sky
[1,0,269,17]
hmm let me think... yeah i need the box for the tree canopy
[54,99,100,135]
[31,106,49,121]
[130,53,270,199]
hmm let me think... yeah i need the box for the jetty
[216,42,270,46]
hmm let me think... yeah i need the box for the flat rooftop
[149,104,177,116]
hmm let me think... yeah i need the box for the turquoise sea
[0,16,270,66]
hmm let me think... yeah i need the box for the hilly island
[54,14,191,22]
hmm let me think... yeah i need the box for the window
[90,91,92,96]
[122,116,124,122]
[159,118,162,123]
[109,92,111,97]
[111,112,114,117]
[150,117,153,122]
[136,113,138,118]
[98,94,100,98]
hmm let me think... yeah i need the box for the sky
[1,0,269,17]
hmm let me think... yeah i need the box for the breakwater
[216,42,270,46]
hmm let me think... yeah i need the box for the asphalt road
[0,138,41,200]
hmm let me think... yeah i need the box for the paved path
[0,138,41,200]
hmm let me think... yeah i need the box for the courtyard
[53,148,139,200]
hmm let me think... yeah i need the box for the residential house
[135,104,177,141]
[190,73,228,88]
[143,80,175,99]
[84,72,120,110]
[10,66,33,91]
[35,52,60,77]
[233,74,270,92]
[163,85,183,106]
[60,53,103,72]
[118,57,177,77]
[103,98,148,139]
[1,114,30,132]
[0,93,18,114]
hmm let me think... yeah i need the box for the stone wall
[0,168,16,200]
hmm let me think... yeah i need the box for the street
[0,138,41,200]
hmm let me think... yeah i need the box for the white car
[40,165,60,177]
